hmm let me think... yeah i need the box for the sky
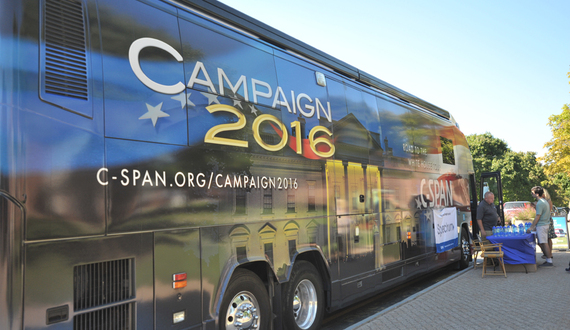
[218,0,570,157]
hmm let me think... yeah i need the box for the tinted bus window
[334,83,382,165]
[410,111,439,173]
[179,17,277,109]
[101,0,187,145]
[377,97,413,160]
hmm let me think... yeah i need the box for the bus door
[332,161,379,289]
[469,173,479,238]
[480,171,504,227]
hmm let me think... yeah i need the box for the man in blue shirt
[528,186,553,267]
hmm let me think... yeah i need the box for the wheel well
[235,253,330,286]
[238,261,273,284]
[294,251,331,292]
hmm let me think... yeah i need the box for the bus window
[342,84,383,165]
[179,17,277,108]
[441,136,456,165]
[377,97,413,161]
[101,0,187,145]
[410,112,439,173]
[274,54,332,143]
[326,79,349,122]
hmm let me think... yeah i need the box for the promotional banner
[434,207,458,253]
[552,216,569,250]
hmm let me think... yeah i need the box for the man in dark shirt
[476,191,501,241]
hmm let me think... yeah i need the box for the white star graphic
[171,92,195,108]
[415,197,422,209]
[249,104,258,115]
[139,102,169,127]
[425,210,433,222]
[201,92,220,105]
[233,99,243,109]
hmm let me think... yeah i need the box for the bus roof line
[173,0,451,120]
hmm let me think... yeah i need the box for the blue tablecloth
[487,233,536,264]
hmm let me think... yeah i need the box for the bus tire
[220,269,271,330]
[459,227,470,269]
[282,261,324,330]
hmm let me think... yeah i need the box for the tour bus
[0,0,475,329]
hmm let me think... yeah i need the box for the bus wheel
[459,228,470,269]
[283,261,324,330]
[220,269,270,330]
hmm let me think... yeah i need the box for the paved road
[348,251,570,330]
[321,264,463,330]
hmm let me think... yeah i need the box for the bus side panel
[154,229,202,330]
[23,234,154,330]
[0,109,24,330]
[16,0,105,137]
[432,115,469,263]
[2,1,26,329]
[20,110,106,240]
[10,0,107,241]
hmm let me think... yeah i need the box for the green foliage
[539,71,570,207]
[466,132,570,207]
[467,132,509,159]
[493,151,544,202]
[541,103,570,177]
[467,133,510,199]
[544,172,570,207]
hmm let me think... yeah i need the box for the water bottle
[492,226,496,236]
[518,223,524,235]
[511,225,517,236]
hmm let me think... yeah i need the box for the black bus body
[0,0,474,329]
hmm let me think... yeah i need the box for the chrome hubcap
[293,279,318,329]
[225,291,260,330]
[462,237,470,259]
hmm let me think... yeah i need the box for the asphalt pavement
[347,251,570,330]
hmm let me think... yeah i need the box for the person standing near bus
[543,188,557,259]
[528,186,553,267]
[476,191,501,242]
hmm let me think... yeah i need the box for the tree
[466,133,509,198]
[466,133,553,203]
[541,71,570,177]
[538,71,570,207]
[541,104,570,176]
[544,172,570,207]
[493,151,545,202]
[466,132,509,160]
